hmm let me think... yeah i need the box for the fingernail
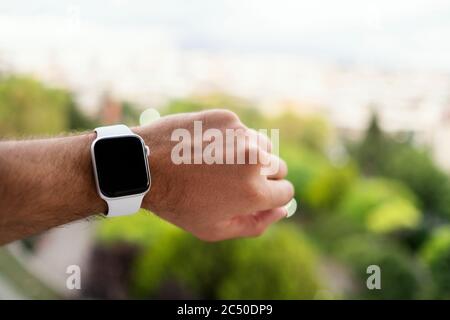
[284,198,297,218]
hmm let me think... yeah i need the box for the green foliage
[302,164,356,212]
[122,101,142,126]
[216,225,321,299]
[0,76,69,135]
[270,111,331,152]
[67,97,98,130]
[0,248,59,299]
[349,113,450,219]
[334,236,431,299]
[96,212,322,299]
[96,209,179,247]
[0,75,95,136]
[282,143,357,212]
[421,226,450,298]
[381,144,450,218]
[350,113,392,175]
[338,178,421,233]
[367,198,421,234]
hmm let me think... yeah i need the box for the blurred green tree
[349,112,450,219]
[0,75,96,136]
[282,143,357,213]
[338,178,421,234]
[381,144,450,219]
[350,112,391,175]
[96,212,323,299]
[270,111,331,153]
[421,226,450,298]
[67,96,98,131]
[334,235,431,299]
[216,225,321,299]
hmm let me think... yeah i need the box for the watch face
[93,136,150,198]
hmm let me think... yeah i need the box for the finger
[258,150,288,180]
[269,157,287,180]
[265,179,294,208]
[228,207,287,238]
[248,129,272,153]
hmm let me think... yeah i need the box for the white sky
[1,0,450,71]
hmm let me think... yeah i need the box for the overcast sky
[1,0,450,71]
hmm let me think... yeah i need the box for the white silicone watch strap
[106,194,145,217]
[95,124,132,138]
[94,124,145,217]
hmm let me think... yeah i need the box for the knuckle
[199,109,242,129]
[219,109,240,122]
[204,109,240,123]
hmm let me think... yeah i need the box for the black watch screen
[93,136,150,198]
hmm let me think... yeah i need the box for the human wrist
[132,124,167,213]
[76,131,108,216]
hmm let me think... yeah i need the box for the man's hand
[136,110,294,241]
[0,110,293,244]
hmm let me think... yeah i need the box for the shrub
[338,178,422,234]
[282,144,357,213]
[349,113,450,219]
[96,209,179,247]
[96,213,323,299]
[421,226,450,298]
[0,75,94,136]
[334,235,431,299]
[382,145,450,219]
[216,224,321,299]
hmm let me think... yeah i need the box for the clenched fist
[135,110,294,241]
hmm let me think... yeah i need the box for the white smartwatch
[91,124,151,217]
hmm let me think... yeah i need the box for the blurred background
[1,0,450,299]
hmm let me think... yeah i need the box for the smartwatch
[90,124,151,217]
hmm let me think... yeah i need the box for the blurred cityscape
[2,1,450,170]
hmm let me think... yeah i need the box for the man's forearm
[0,110,294,245]
[0,132,105,244]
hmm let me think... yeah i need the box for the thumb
[229,207,287,238]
